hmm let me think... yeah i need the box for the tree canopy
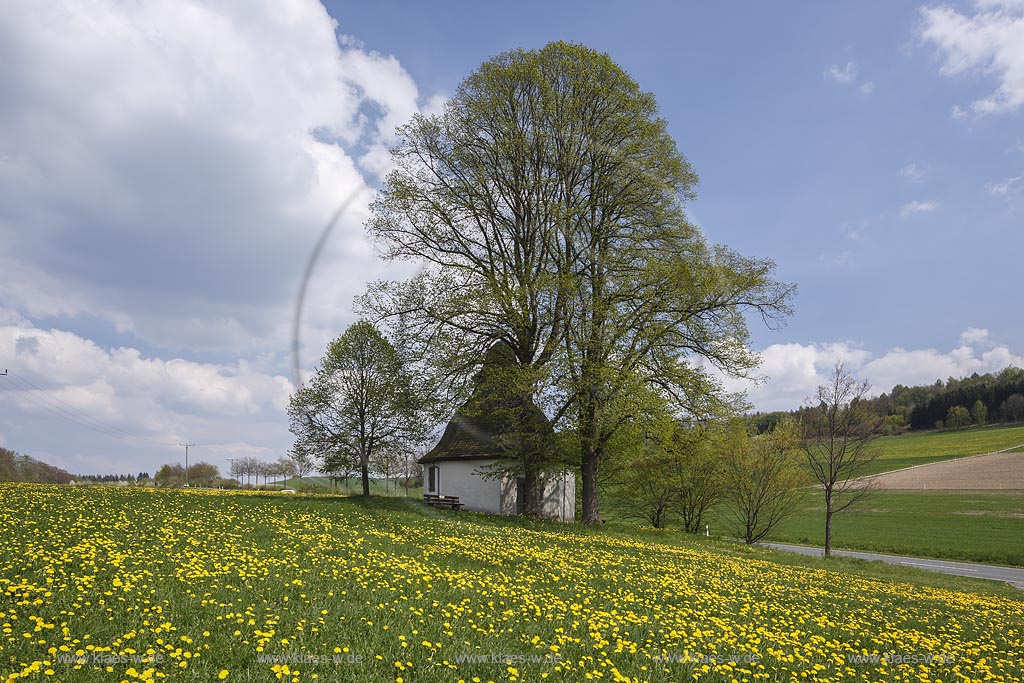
[362,41,793,523]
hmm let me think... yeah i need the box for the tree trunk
[361,456,370,497]
[581,440,602,524]
[521,467,545,516]
[824,494,834,557]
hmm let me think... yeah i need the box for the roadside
[762,541,1024,590]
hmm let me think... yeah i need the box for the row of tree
[74,472,150,484]
[752,366,1024,435]
[153,462,223,488]
[613,363,883,554]
[227,456,310,488]
[906,367,1024,429]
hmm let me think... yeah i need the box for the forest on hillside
[753,366,1024,434]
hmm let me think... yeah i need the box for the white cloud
[0,315,294,473]
[920,1,1024,115]
[728,330,1024,411]
[900,162,928,183]
[824,61,874,94]
[899,199,938,216]
[0,0,439,357]
[960,327,991,345]
[825,62,859,84]
[985,175,1024,194]
[0,1,447,473]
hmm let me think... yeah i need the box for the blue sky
[0,0,1022,474]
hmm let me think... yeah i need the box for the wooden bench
[423,494,465,510]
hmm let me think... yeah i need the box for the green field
[277,475,416,496]
[748,491,1024,566]
[2,484,1023,682]
[867,423,1024,475]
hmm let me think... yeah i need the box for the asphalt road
[762,542,1024,590]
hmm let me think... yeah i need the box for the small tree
[668,424,723,534]
[720,420,807,544]
[154,463,184,488]
[288,444,315,485]
[275,457,294,488]
[803,362,883,557]
[613,452,678,529]
[946,405,971,430]
[288,321,423,497]
[187,462,219,488]
[970,399,988,427]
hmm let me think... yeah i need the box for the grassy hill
[1,483,1022,682]
[867,423,1024,475]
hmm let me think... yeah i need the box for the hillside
[866,423,1024,475]
[1,484,1022,682]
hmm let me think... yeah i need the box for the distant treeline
[753,366,1024,433]
[0,447,73,484]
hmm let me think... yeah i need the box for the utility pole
[179,442,195,487]
[227,457,238,485]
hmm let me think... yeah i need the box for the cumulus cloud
[0,315,293,473]
[899,199,938,216]
[960,327,991,345]
[727,330,1024,411]
[919,0,1024,115]
[0,0,438,358]
[0,1,447,473]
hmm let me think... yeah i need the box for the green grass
[866,423,1024,475]
[240,475,415,497]
[741,490,1024,566]
[2,484,1023,682]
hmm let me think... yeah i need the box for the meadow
[866,423,1024,475]
[756,491,1024,566]
[2,484,1024,683]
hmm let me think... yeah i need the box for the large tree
[803,362,883,556]
[363,41,792,523]
[288,321,421,496]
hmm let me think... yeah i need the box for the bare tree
[275,457,294,488]
[721,420,807,544]
[803,362,883,556]
[288,445,315,485]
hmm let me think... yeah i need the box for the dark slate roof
[418,344,553,465]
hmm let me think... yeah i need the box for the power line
[0,371,178,447]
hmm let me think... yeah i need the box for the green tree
[946,405,971,430]
[154,463,184,488]
[664,422,724,535]
[288,321,422,497]
[1001,394,1024,422]
[970,399,988,427]
[363,41,792,525]
[186,462,219,488]
[803,362,883,557]
[720,419,807,544]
